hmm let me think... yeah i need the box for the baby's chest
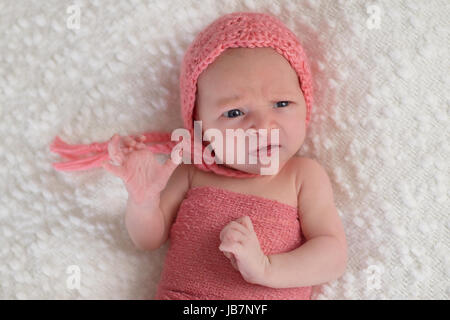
[172,193,303,255]
[190,167,300,209]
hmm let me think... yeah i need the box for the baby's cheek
[286,117,305,140]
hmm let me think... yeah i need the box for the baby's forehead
[197,73,301,97]
[199,49,298,84]
[214,47,291,71]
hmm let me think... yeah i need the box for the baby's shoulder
[290,155,321,169]
[288,156,325,194]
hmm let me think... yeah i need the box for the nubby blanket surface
[0,0,448,299]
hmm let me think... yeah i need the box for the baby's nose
[249,113,264,127]
[249,115,278,137]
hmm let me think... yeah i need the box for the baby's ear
[193,103,199,121]
[193,91,200,119]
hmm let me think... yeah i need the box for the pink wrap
[154,186,312,300]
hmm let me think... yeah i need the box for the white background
[0,0,448,299]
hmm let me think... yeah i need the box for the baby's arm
[125,163,191,251]
[263,158,347,288]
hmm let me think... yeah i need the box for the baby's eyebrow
[215,95,243,108]
[215,93,296,108]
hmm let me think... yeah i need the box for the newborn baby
[51,12,347,300]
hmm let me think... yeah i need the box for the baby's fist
[219,215,270,285]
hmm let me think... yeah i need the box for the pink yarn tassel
[50,132,175,172]
[49,136,106,158]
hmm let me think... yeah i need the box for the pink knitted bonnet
[50,11,314,178]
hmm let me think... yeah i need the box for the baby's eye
[223,109,244,118]
[274,101,290,108]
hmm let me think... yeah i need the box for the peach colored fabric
[49,11,314,178]
[154,186,312,300]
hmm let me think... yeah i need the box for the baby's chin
[221,163,280,176]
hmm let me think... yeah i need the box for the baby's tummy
[154,199,311,300]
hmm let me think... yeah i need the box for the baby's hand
[101,133,180,204]
[219,215,270,285]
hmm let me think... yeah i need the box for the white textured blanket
[0,0,448,299]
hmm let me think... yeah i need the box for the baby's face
[194,47,307,175]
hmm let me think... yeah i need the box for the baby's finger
[219,241,243,255]
[123,136,137,148]
[223,251,239,270]
[115,150,128,164]
[108,141,120,165]
[109,134,123,157]
[220,225,237,242]
[237,215,255,233]
[221,229,245,245]
[229,254,238,270]
[220,222,246,242]
[220,225,233,242]
[228,221,250,237]
[108,151,125,166]
[223,251,233,260]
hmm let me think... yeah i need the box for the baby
[51,12,347,300]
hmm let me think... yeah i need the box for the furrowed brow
[215,95,244,108]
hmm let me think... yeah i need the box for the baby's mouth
[250,144,281,156]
